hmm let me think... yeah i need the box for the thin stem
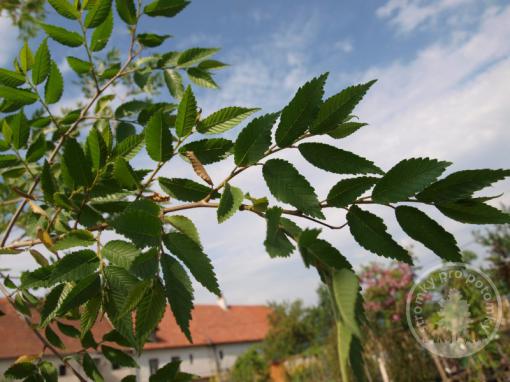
[78,18,101,92]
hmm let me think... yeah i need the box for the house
[0,299,271,381]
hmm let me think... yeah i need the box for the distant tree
[229,346,269,382]
[0,0,45,38]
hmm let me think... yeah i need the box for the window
[171,356,181,363]
[59,365,67,376]
[149,358,159,375]
[189,354,193,364]
[219,350,224,360]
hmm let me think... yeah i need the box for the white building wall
[0,342,257,381]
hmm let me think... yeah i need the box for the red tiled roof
[0,299,270,360]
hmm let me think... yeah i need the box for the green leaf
[395,206,462,262]
[264,207,294,258]
[85,0,113,28]
[159,177,214,201]
[62,138,93,189]
[9,110,30,149]
[163,232,220,295]
[217,183,244,223]
[41,24,84,47]
[113,157,139,190]
[328,122,367,139]
[20,41,34,73]
[67,56,93,75]
[0,154,19,168]
[102,345,138,368]
[45,61,64,104]
[32,39,51,85]
[48,0,80,19]
[50,250,99,283]
[436,200,510,224]
[86,127,107,171]
[177,47,219,68]
[41,161,57,203]
[234,112,279,166]
[198,59,228,70]
[275,73,328,147]
[39,361,58,382]
[135,279,167,351]
[347,205,412,263]
[83,353,104,382]
[0,86,37,105]
[299,231,351,270]
[149,360,181,382]
[180,138,233,164]
[372,158,451,203]
[164,69,184,100]
[263,159,324,219]
[175,86,197,137]
[197,107,258,135]
[111,209,162,248]
[58,274,101,314]
[311,80,376,134]
[327,177,379,208]
[299,142,383,175]
[187,67,218,88]
[116,0,137,24]
[5,363,37,379]
[417,169,510,203]
[165,215,201,246]
[112,133,144,159]
[130,248,159,279]
[144,0,190,17]
[81,296,101,335]
[116,122,136,143]
[138,33,171,47]
[90,11,113,52]
[0,68,25,87]
[102,240,140,269]
[26,134,47,162]
[53,230,96,250]
[145,111,173,161]
[332,268,362,338]
[161,255,194,341]
[57,322,81,338]
[120,279,153,317]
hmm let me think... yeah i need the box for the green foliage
[0,3,508,381]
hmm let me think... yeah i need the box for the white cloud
[0,12,19,67]
[334,39,353,53]
[377,0,475,33]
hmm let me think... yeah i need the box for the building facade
[0,301,270,381]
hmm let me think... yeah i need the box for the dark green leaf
[164,69,184,100]
[175,86,197,137]
[372,158,451,203]
[275,73,327,147]
[437,200,510,224]
[48,0,80,19]
[110,209,162,248]
[58,274,100,314]
[217,183,244,223]
[159,177,214,201]
[0,86,37,105]
[187,67,218,88]
[113,157,139,190]
[57,322,81,338]
[83,353,104,382]
[177,47,219,68]
[9,110,30,149]
[102,240,140,269]
[45,61,64,104]
[135,279,166,351]
[180,138,232,164]
[347,205,411,263]
[41,161,57,203]
[332,268,362,337]
[417,169,510,203]
[86,127,107,171]
[145,111,173,161]
[395,206,462,262]
[234,112,279,166]
[67,56,92,75]
[264,207,294,258]
[32,39,51,85]
[62,138,93,189]
[263,159,324,219]
[26,134,47,162]
[327,177,378,207]
[5,363,37,379]
[53,230,95,250]
[102,345,138,368]
[165,215,201,246]
[116,0,137,24]
[299,142,383,175]
[0,154,19,168]
[39,361,58,382]
[137,33,171,47]
[91,10,114,52]
[112,133,144,159]
[85,0,113,28]
[197,107,258,135]
[149,361,181,382]
[328,122,367,139]
[0,68,25,87]
[41,24,83,47]
[144,0,190,17]
[50,250,99,283]
[163,232,220,295]
[299,231,351,270]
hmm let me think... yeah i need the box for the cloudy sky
[1,0,510,305]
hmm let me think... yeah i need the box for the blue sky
[1,0,510,305]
